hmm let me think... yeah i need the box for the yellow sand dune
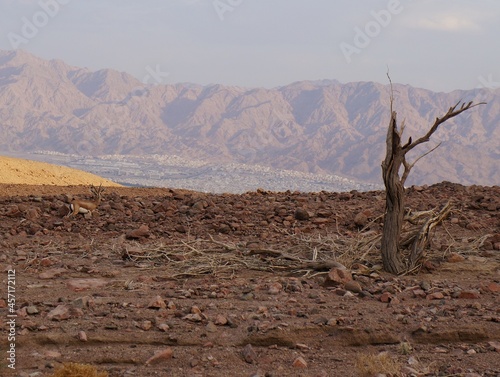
[0,155,121,186]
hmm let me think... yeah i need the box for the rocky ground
[0,182,499,377]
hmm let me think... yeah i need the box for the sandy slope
[0,155,120,186]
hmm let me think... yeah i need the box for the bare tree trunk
[379,84,485,274]
[380,111,405,274]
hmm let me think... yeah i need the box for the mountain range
[0,49,498,186]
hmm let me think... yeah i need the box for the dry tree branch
[207,234,239,251]
[119,227,386,278]
[290,260,347,271]
[387,71,395,112]
[401,142,441,186]
[404,208,436,225]
[246,248,303,262]
[408,201,453,269]
[403,100,486,153]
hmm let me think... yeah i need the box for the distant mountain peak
[0,49,497,186]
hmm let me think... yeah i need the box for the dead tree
[381,79,485,274]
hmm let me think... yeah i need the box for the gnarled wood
[380,76,485,274]
[381,111,405,274]
[408,201,452,268]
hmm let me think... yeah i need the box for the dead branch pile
[398,201,453,272]
[120,231,383,279]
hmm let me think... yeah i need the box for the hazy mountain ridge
[0,49,498,186]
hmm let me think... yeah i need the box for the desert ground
[0,181,499,377]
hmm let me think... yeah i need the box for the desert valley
[0,49,499,377]
[0,156,499,377]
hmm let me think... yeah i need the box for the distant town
[12,151,381,193]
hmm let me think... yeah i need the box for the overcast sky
[0,0,499,92]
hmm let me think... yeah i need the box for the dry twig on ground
[121,230,384,278]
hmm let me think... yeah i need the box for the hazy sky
[0,0,499,92]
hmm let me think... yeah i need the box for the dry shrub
[355,352,402,377]
[48,362,108,377]
[119,226,385,279]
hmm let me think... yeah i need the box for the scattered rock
[488,341,500,352]
[174,224,187,233]
[312,217,330,225]
[206,321,217,333]
[412,289,427,298]
[242,344,257,364]
[294,208,310,221]
[40,257,56,267]
[379,292,392,303]
[25,207,40,221]
[183,313,203,322]
[47,305,83,321]
[191,306,202,315]
[77,331,88,342]
[295,343,310,350]
[67,278,108,291]
[126,225,150,239]
[26,305,39,315]
[292,356,308,368]
[339,193,352,200]
[326,318,338,326]
[344,280,362,293]
[215,314,228,326]
[44,350,62,359]
[447,253,465,263]
[39,268,67,279]
[16,306,28,318]
[157,323,170,332]
[419,281,431,291]
[145,348,173,365]
[353,211,369,227]
[268,282,282,295]
[217,223,231,234]
[323,267,352,287]
[426,292,445,300]
[147,295,167,309]
[483,282,500,293]
[459,290,481,299]
[284,278,303,292]
[72,296,95,309]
